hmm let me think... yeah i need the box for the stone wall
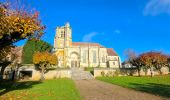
[32,70,71,80]
[93,67,169,78]
[94,68,118,78]
[18,65,71,80]
[120,67,169,76]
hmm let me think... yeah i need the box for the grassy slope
[97,76,170,98]
[0,79,81,100]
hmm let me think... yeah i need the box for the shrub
[106,71,114,77]
[115,69,120,76]
[101,71,105,77]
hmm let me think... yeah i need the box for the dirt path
[75,80,167,100]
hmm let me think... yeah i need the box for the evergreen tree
[22,39,53,64]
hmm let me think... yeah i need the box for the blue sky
[13,0,170,61]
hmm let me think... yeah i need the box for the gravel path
[75,80,168,100]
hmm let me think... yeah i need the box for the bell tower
[54,22,72,51]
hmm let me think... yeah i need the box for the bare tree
[124,49,144,76]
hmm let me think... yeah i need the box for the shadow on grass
[0,80,42,96]
[129,83,170,98]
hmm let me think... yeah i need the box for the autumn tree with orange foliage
[140,52,168,76]
[168,56,170,70]
[0,2,45,60]
[33,52,57,80]
[0,1,45,79]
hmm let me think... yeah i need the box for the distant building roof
[72,42,104,48]
[107,48,118,56]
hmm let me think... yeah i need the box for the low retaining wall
[17,64,72,80]
[120,67,169,76]
[94,68,118,78]
[18,65,71,80]
[93,67,169,77]
[31,70,71,80]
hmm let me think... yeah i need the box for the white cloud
[144,0,170,16]
[82,32,98,42]
[114,30,121,34]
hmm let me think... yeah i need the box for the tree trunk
[0,62,11,80]
[144,69,147,76]
[40,68,45,81]
[12,70,15,81]
[150,67,154,77]
[137,68,141,77]
[159,69,162,75]
[0,66,6,80]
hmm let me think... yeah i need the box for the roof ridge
[73,42,98,44]
[72,42,104,47]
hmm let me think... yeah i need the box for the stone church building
[54,22,121,68]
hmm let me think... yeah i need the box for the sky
[9,0,170,61]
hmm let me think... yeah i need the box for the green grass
[97,75,170,98]
[0,79,82,100]
[84,67,93,71]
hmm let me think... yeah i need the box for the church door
[75,61,77,67]
[71,61,78,68]
[70,52,79,68]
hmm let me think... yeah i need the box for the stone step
[71,68,94,80]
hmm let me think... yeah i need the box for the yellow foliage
[0,2,45,62]
[0,46,12,61]
[55,50,64,56]
[0,3,45,48]
[33,52,57,68]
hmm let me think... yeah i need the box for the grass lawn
[97,75,170,98]
[0,78,82,100]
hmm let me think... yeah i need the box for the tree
[0,46,21,80]
[130,57,144,76]
[0,1,45,79]
[140,51,168,76]
[140,52,156,77]
[168,56,170,72]
[22,39,53,64]
[33,52,57,80]
[0,1,45,60]
[0,2,45,49]
[154,53,168,74]
[124,49,144,76]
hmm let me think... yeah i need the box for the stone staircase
[71,68,94,80]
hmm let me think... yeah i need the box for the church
[54,22,121,68]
